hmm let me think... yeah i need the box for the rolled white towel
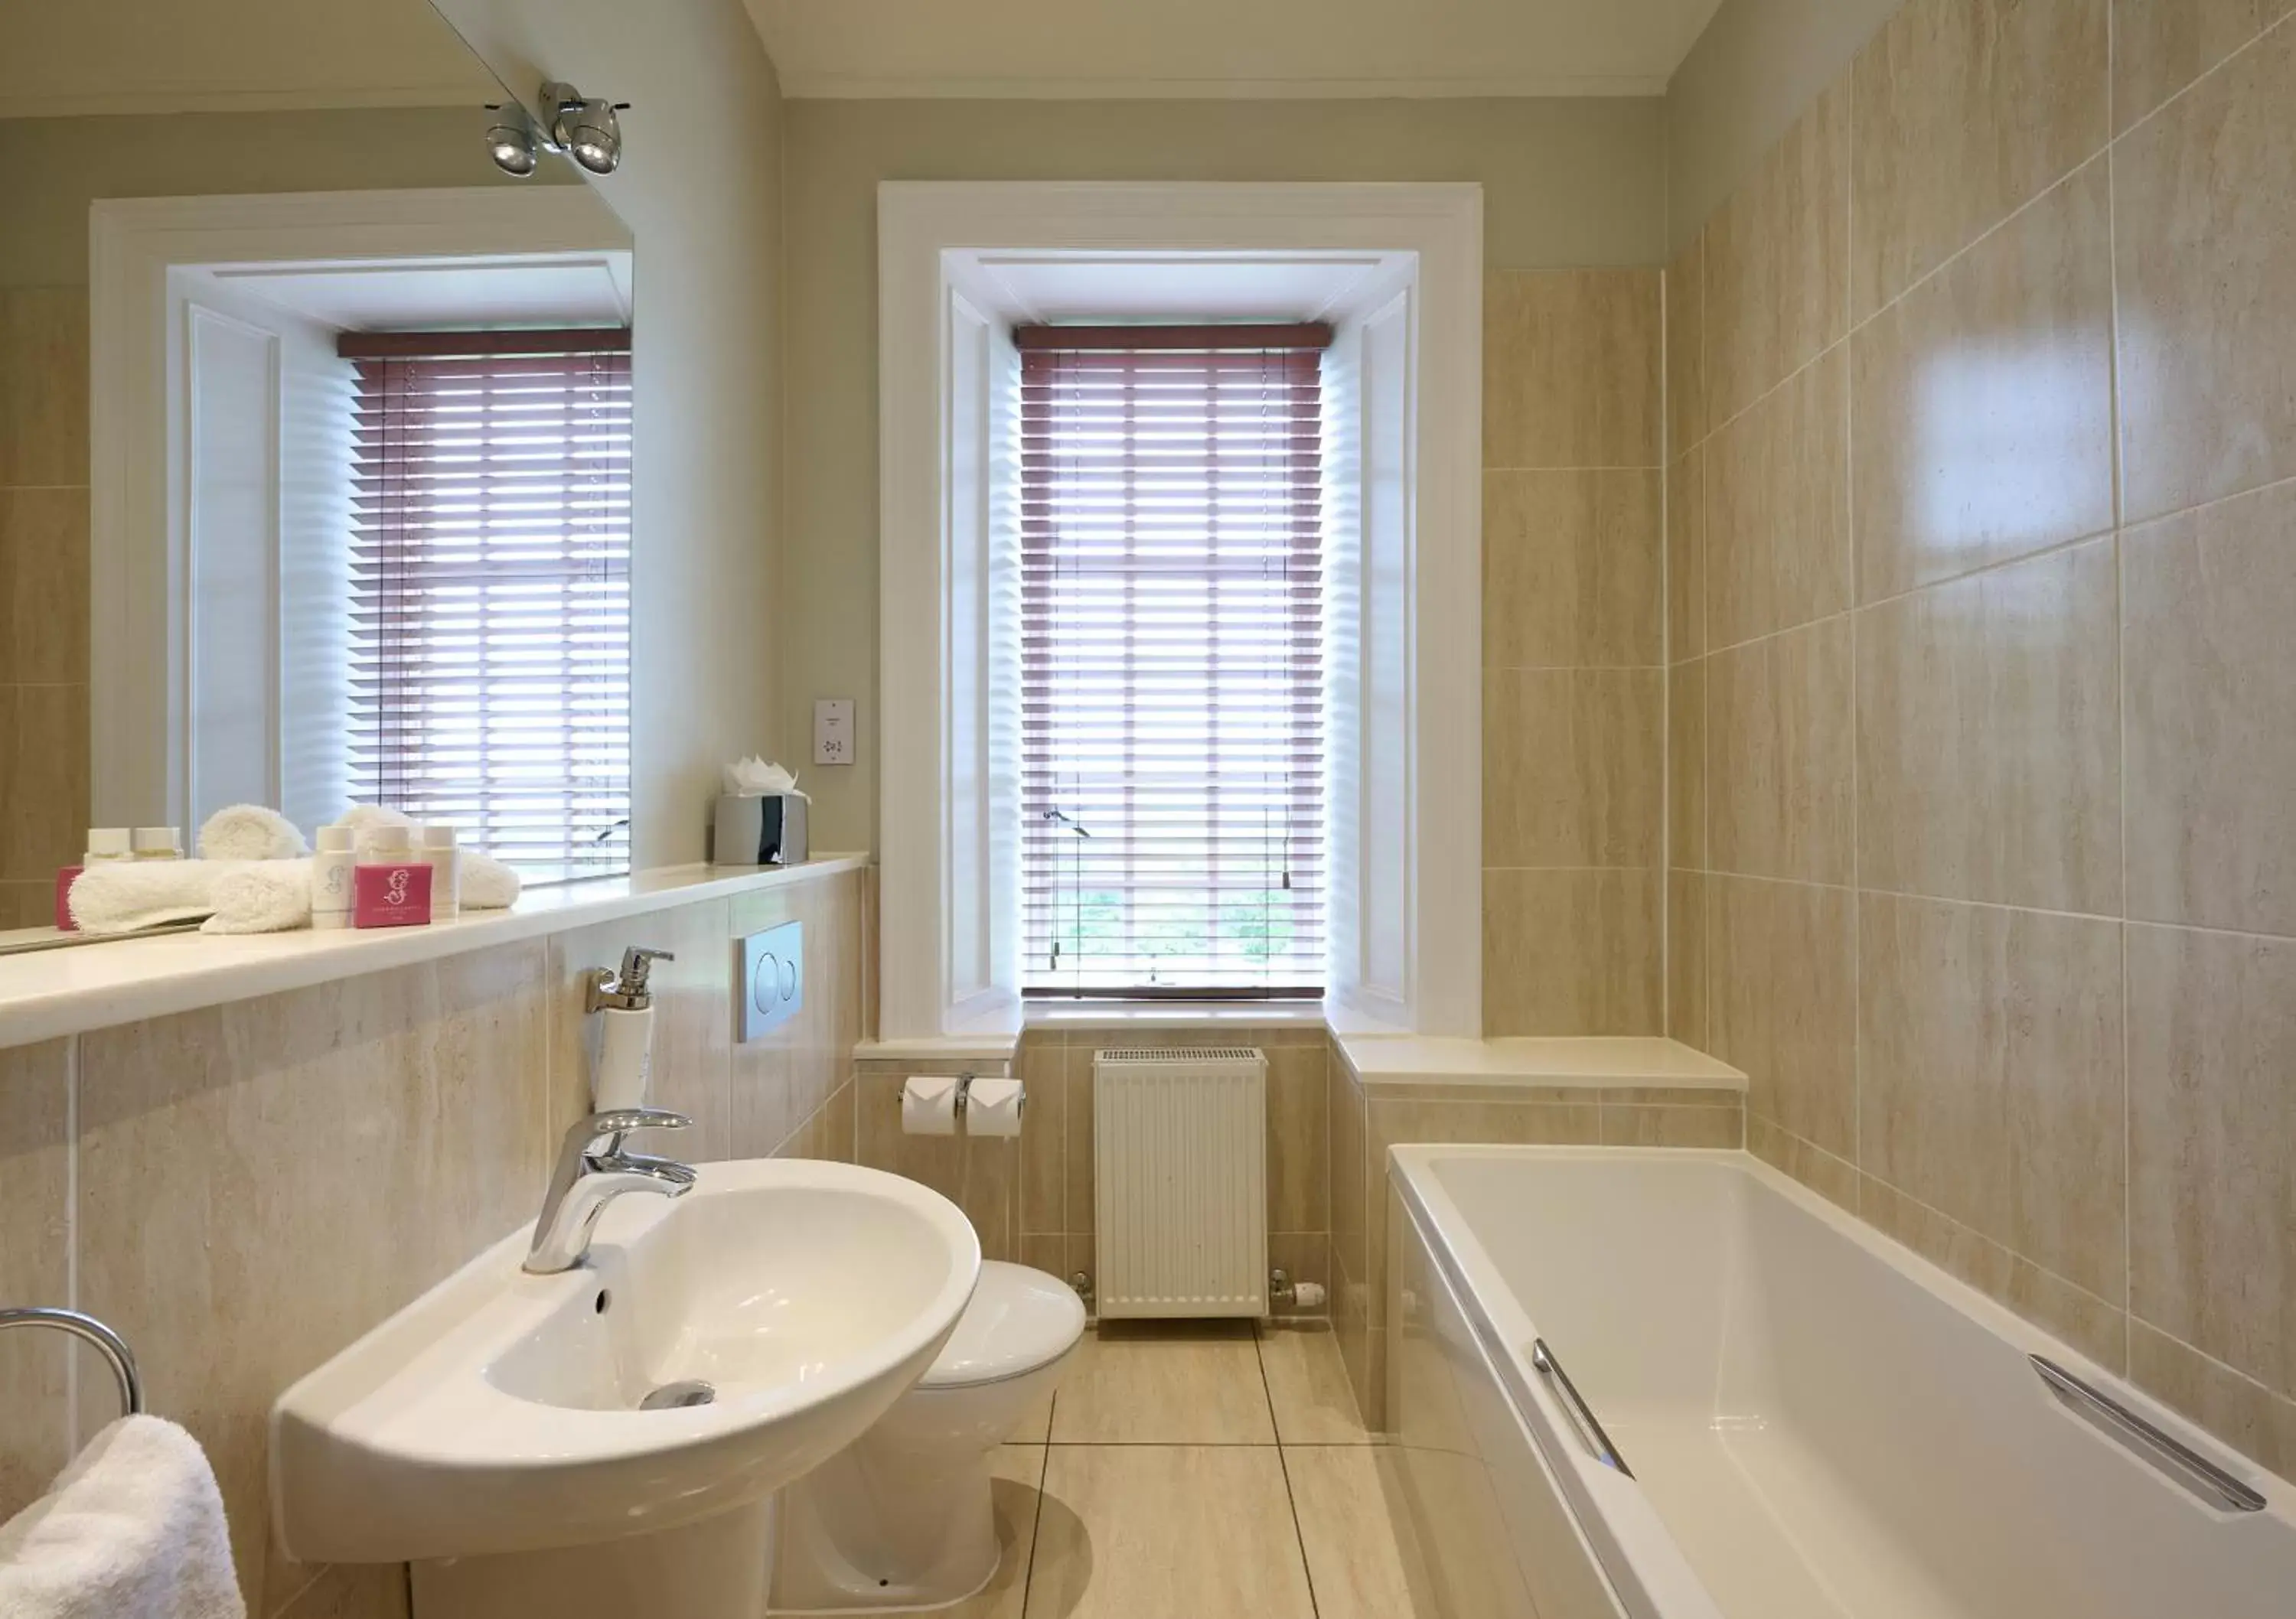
[460,851,522,910]
[0,1415,246,1619]
[67,863,223,934]
[201,859,313,934]
[194,805,307,863]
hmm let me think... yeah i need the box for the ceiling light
[483,103,539,178]
[542,80,627,176]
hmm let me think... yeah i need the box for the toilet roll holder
[898,1071,1023,1122]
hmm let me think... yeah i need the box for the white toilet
[771,1261,1086,1612]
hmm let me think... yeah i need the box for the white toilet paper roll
[901,1075,960,1136]
[964,1077,1025,1139]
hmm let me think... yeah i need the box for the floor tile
[1049,1321,1275,1445]
[1286,1447,1440,1619]
[1258,1321,1376,1445]
[1006,1383,1055,1446]
[1026,1446,1316,1619]
[951,1446,1045,1619]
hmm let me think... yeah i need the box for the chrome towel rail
[1531,1337,1633,1478]
[0,1308,143,1419]
[2030,1354,2264,1513]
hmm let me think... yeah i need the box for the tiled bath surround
[0,865,867,1617]
[1482,269,1669,1034]
[1665,0,2296,1477]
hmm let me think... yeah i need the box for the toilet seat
[916,1261,1084,1390]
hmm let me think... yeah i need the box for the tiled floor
[956,1319,1440,1619]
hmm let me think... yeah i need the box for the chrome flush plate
[738,920,804,1041]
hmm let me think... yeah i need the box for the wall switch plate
[814,699,855,767]
[738,920,804,1041]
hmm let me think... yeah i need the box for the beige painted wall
[434,0,788,868]
[1662,0,1899,250]
[1668,0,2296,1481]
[778,96,1668,853]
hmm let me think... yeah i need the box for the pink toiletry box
[354,862,433,928]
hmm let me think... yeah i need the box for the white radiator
[1092,1047,1267,1318]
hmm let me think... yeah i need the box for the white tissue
[965,1077,1025,1139]
[721,755,808,799]
[900,1075,960,1137]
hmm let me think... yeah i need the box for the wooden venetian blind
[1019,324,1329,995]
[344,329,632,880]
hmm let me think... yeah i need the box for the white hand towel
[0,1415,245,1619]
[201,859,313,934]
[67,863,223,933]
[194,805,308,862]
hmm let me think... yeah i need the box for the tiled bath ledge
[0,856,870,1051]
[1336,1034,1746,1096]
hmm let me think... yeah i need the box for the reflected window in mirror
[344,328,632,881]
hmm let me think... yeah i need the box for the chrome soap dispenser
[584,946,675,1112]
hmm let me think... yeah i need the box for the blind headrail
[1013,322,1333,353]
[337,327,634,360]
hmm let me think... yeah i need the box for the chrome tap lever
[525,1106,696,1274]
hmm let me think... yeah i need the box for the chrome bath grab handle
[1531,1337,1633,1479]
[2030,1354,2264,1513]
[0,1308,143,1418]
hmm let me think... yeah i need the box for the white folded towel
[0,1415,245,1619]
[194,805,308,863]
[201,859,313,934]
[333,806,522,909]
[67,863,223,934]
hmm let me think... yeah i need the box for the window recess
[1017,323,1332,996]
[341,327,632,881]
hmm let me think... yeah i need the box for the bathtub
[1384,1146,2296,1619]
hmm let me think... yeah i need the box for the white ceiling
[745,0,1728,99]
[188,253,634,333]
[0,0,500,119]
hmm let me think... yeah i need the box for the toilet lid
[918,1262,1087,1389]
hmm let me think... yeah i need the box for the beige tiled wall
[0,287,91,927]
[1482,270,1668,1033]
[1667,0,2296,1478]
[0,868,866,1617]
[1006,1028,1332,1315]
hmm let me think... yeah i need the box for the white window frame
[878,181,1483,1041]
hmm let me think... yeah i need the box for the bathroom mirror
[0,1,638,953]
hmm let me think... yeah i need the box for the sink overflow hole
[594,1289,611,1314]
[641,1379,716,1412]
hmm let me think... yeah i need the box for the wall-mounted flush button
[738,921,803,1041]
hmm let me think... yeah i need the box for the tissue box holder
[713,793,808,865]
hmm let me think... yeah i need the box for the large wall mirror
[0,1,637,951]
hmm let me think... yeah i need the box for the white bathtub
[1385,1146,2296,1619]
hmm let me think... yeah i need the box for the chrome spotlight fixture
[483,103,539,178]
[540,80,628,176]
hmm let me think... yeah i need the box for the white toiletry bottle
[420,823,461,920]
[588,946,674,1112]
[130,826,182,859]
[86,828,133,864]
[311,826,355,930]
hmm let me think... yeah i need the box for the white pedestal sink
[270,1158,981,1619]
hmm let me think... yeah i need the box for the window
[1019,324,1330,995]
[344,329,633,880]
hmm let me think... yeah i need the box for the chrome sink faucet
[524,1107,697,1275]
